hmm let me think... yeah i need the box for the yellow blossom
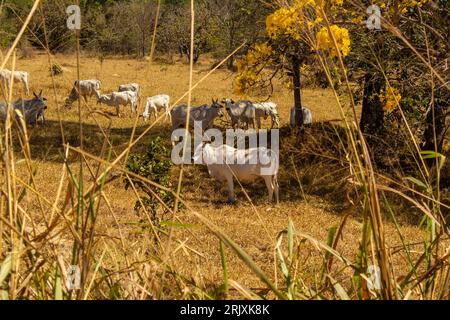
[316,25,351,57]
[381,86,402,111]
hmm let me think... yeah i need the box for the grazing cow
[118,83,140,96]
[193,143,279,204]
[171,99,223,131]
[290,106,313,126]
[97,91,138,117]
[142,94,171,121]
[0,91,48,126]
[253,102,280,129]
[221,99,257,129]
[118,83,141,103]
[0,69,30,95]
[65,79,101,108]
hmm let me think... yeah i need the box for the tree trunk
[422,100,448,161]
[292,56,303,127]
[360,72,385,135]
[142,29,146,57]
[227,55,234,70]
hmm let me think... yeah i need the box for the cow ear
[231,99,235,104]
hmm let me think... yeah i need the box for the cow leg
[226,177,236,204]
[264,176,274,203]
[116,104,120,117]
[273,175,279,204]
[24,80,30,96]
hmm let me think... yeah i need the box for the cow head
[32,90,48,110]
[211,98,223,117]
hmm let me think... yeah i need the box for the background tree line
[0,0,270,67]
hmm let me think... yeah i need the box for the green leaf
[54,266,63,300]
[405,177,428,190]
[420,150,445,160]
[287,219,294,261]
[0,254,12,285]
[219,241,229,299]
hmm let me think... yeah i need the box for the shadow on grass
[13,119,174,163]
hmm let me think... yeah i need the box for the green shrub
[125,137,179,234]
[49,63,63,76]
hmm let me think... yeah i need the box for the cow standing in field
[65,79,101,108]
[253,102,280,129]
[0,69,30,96]
[193,143,279,204]
[142,94,171,122]
[290,106,313,126]
[118,83,140,97]
[0,91,47,127]
[97,91,138,117]
[119,83,141,101]
[171,99,223,131]
[221,99,257,130]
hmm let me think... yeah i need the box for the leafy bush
[125,137,179,232]
[49,63,63,76]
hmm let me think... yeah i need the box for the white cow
[142,94,170,121]
[253,102,280,129]
[97,91,138,117]
[65,79,102,108]
[171,100,223,131]
[118,83,140,96]
[290,106,313,126]
[221,99,257,129]
[0,69,30,95]
[193,143,279,204]
[118,83,141,104]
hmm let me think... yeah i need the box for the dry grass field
[2,51,437,299]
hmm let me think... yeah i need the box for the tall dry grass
[0,0,448,300]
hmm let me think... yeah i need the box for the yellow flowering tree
[236,0,351,127]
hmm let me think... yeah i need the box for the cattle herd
[0,71,316,204]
